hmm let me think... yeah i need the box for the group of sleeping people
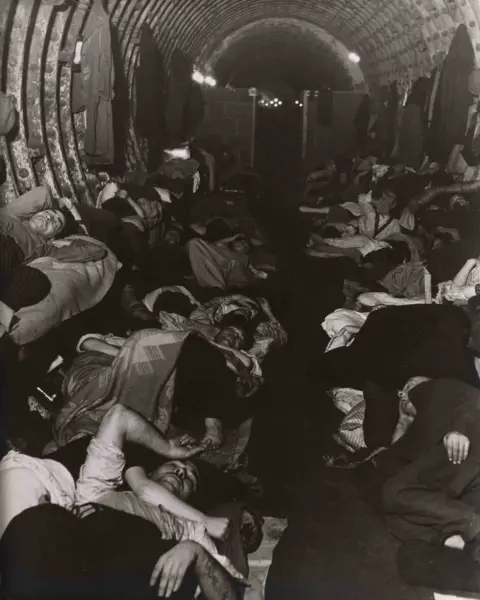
[305,153,480,596]
[0,169,287,599]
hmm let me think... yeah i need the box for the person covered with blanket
[102,288,287,450]
[73,309,261,451]
[379,377,480,597]
[1,404,248,600]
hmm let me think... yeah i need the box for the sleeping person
[308,179,415,260]
[0,186,79,261]
[1,406,247,600]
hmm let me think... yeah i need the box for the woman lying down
[306,179,415,261]
[0,404,261,599]
[60,290,286,453]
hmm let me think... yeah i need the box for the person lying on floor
[187,234,269,289]
[1,405,249,594]
[75,313,261,451]
[141,288,287,362]
[0,186,108,263]
[380,377,480,596]
[1,504,243,600]
[307,178,415,261]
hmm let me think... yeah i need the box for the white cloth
[339,202,363,217]
[0,450,75,538]
[322,309,368,352]
[154,187,172,204]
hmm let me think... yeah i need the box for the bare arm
[126,466,209,523]
[414,179,480,211]
[453,258,477,287]
[150,541,240,600]
[195,546,241,600]
[79,336,122,357]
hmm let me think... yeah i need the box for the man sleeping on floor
[0,405,256,599]
[379,377,480,596]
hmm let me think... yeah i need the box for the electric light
[348,52,361,64]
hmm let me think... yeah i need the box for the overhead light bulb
[348,52,361,63]
[299,103,303,107]
[278,101,282,105]
[192,70,205,84]
[205,76,217,87]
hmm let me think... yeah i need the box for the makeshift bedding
[144,288,288,368]
[322,309,368,352]
[47,329,254,470]
[8,236,119,345]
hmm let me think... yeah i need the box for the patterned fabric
[50,329,253,470]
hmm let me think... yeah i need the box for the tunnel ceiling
[211,22,355,92]
[1,0,480,204]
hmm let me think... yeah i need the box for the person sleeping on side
[380,377,480,596]
[78,312,259,452]
[0,410,246,600]
[308,179,415,261]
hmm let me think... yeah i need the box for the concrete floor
[248,353,434,600]
[242,176,435,599]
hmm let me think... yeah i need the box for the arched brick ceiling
[1,0,480,204]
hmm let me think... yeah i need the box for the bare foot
[201,418,224,450]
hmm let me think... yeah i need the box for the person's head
[230,236,250,254]
[149,460,199,500]
[215,311,254,350]
[372,187,397,216]
[27,209,67,239]
[153,291,196,319]
[163,227,182,246]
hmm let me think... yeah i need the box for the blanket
[49,329,253,470]
[9,236,119,345]
[322,309,368,352]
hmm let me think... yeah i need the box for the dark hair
[102,196,136,218]
[205,218,232,242]
[153,291,196,318]
[56,207,79,238]
[218,311,256,349]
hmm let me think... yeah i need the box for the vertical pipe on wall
[301,89,309,160]
[249,87,257,168]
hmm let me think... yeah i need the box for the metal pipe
[301,89,309,160]
[250,87,257,168]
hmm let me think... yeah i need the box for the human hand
[58,197,74,210]
[444,431,470,464]
[150,541,200,598]
[206,516,231,541]
[167,438,204,460]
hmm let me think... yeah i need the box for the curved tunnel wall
[1,0,480,204]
